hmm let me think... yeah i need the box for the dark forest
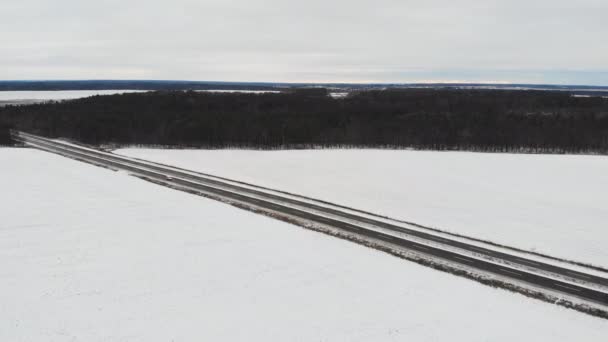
[1,89,608,153]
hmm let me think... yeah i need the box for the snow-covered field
[0,90,145,105]
[117,149,608,268]
[2,147,607,340]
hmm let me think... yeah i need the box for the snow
[0,90,145,104]
[117,149,608,268]
[1,147,607,340]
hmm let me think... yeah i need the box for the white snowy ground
[117,149,608,268]
[1,148,607,341]
[0,90,145,101]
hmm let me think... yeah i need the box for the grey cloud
[1,0,607,84]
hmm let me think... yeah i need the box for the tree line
[1,89,607,153]
[0,124,12,146]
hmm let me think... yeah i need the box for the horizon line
[2,79,608,89]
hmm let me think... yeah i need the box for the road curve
[13,131,608,308]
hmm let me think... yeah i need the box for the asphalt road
[14,131,608,307]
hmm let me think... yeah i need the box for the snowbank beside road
[117,149,608,268]
[2,148,607,341]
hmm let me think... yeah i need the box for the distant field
[0,90,145,106]
[118,148,608,268]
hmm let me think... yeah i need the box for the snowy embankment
[117,149,608,268]
[2,148,607,340]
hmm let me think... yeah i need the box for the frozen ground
[0,90,145,105]
[117,149,608,268]
[1,147,607,340]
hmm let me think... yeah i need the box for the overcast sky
[1,0,607,85]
